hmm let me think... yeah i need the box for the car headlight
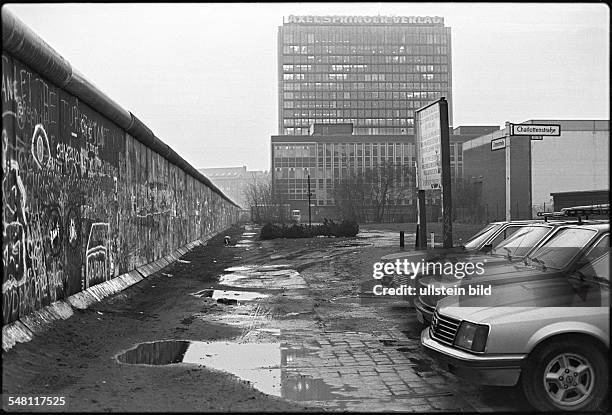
[454,321,489,352]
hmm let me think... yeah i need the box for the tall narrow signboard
[415,97,452,248]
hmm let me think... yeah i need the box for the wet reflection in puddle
[192,289,268,303]
[282,374,343,401]
[117,340,190,365]
[357,230,415,247]
[219,265,305,290]
[116,340,340,400]
[118,341,281,395]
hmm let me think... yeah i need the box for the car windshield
[490,225,551,258]
[574,251,610,285]
[463,224,501,250]
[526,227,598,270]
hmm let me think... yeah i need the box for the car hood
[437,278,609,322]
[419,263,548,288]
[381,247,469,262]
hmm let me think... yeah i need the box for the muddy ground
[2,223,527,412]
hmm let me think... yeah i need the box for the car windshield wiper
[502,246,513,259]
[530,257,547,270]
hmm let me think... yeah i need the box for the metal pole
[307,174,312,228]
[417,189,427,250]
[439,98,452,248]
[505,122,512,221]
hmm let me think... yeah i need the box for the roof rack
[537,204,609,224]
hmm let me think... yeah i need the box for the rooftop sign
[284,15,444,25]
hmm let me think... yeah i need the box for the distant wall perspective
[2,10,239,325]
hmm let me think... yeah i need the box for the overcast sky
[5,3,609,171]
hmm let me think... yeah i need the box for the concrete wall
[462,133,508,221]
[531,125,609,207]
[2,11,239,325]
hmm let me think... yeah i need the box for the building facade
[271,126,496,221]
[199,166,270,209]
[462,120,609,221]
[278,15,452,136]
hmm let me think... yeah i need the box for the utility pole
[307,174,312,228]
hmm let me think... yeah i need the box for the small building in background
[198,166,269,209]
[550,190,609,211]
[462,120,609,221]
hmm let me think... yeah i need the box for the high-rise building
[278,15,452,136]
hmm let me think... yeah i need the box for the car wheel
[522,339,608,411]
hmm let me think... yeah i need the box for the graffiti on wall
[2,53,238,325]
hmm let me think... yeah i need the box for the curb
[2,235,214,352]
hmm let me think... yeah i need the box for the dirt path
[2,224,527,412]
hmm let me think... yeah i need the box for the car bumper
[421,328,525,386]
[414,297,435,325]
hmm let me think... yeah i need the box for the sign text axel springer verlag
[285,15,444,25]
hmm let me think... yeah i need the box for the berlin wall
[2,10,240,325]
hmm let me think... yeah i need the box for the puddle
[116,340,340,400]
[191,289,268,303]
[118,340,281,396]
[333,242,371,248]
[408,357,434,373]
[282,374,344,401]
[218,266,305,290]
[357,230,414,248]
[117,340,190,365]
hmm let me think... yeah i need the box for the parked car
[380,219,560,291]
[421,247,609,411]
[415,221,609,324]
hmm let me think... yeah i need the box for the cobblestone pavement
[205,225,530,412]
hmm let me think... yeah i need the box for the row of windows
[282,57,448,72]
[283,126,414,135]
[282,44,448,55]
[281,48,449,63]
[282,96,446,109]
[282,63,448,75]
[281,27,449,45]
[272,143,461,160]
[281,80,449,92]
[283,118,415,127]
[274,142,414,157]
[282,83,448,92]
[283,72,445,82]
[284,109,417,117]
[283,91,443,101]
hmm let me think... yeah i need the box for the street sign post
[415,97,452,249]
[491,137,506,151]
[510,123,561,136]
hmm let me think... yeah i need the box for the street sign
[491,137,506,151]
[511,124,561,136]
